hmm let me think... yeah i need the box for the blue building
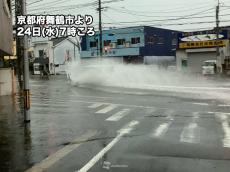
[81,26,179,64]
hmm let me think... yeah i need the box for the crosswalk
[106,109,130,121]
[88,102,230,148]
[30,100,230,149]
[215,113,230,148]
[95,104,118,114]
[180,112,200,144]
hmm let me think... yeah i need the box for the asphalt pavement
[1,77,230,172]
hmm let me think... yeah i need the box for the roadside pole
[98,0,103,58]
[23,0,30,123]
[216,0,220,73]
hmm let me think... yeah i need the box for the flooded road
[1,76,230,172]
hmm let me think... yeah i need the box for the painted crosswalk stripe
[180,123,200,143]
[95,104,117,114]
[215,113,230,148]
[88,103,105,108]
[218,104,230,107]
[106,109,130,121]
[180,112,200,144]
[151,110,174,138]
[152,122,172,138]
[192,102,209,106]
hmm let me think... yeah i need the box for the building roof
[51,36,68,46]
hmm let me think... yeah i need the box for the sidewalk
[0,95,33,172]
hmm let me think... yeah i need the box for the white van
[202,60,217,75]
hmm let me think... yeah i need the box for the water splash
[66,58,230,103]
[67,58,213,88]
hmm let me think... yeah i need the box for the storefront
[176,29,230,74]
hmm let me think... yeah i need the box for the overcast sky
[26,0,230,31]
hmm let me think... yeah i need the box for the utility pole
[216,0,220,72]
[15,0,23,90]
[22,0,31,123]
[98,0,103,58]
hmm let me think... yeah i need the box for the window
[131,37,140,44]
[90,41,97,48]
[104,40,111,46]
[117,39,126,45]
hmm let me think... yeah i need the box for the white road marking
[165,110,174,121]
[215,113,230,148]
[180,112,200,144]
[106,109,130,121]
[142,85,230,91]
[77,121,139,172]
[25,131,97,172]
[218,104,230,107]
[180,123,200,143]
[192,102,209,106]
[151,110,174,138]
[208,112,230,115]
[102,161,128,170]
[152,122,172,138]
[88,103,105,108]
[95,104,117,114]
[34,98,230,115]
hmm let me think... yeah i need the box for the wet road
[1,77,230,172]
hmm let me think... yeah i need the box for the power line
[118,5,214,15]
[101,19,230,27]
[28,1,97,12]
[28,0,64,7]
[102,13,230,24]
[109,7,215,18]
[28,1,98,14]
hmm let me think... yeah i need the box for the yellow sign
[179,40,228,49]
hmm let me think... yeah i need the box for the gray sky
[26,0,230,31]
